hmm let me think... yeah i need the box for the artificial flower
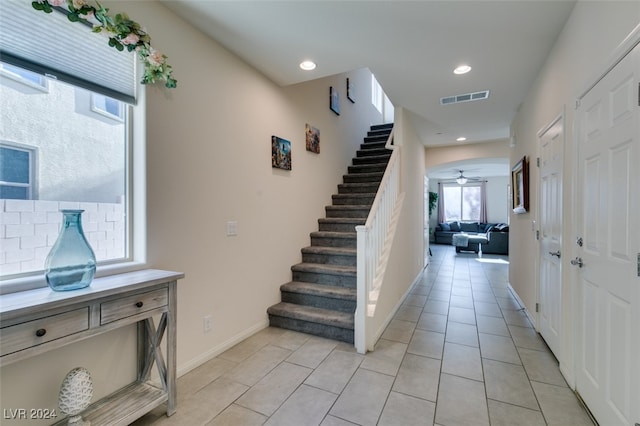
[31,0,177,89]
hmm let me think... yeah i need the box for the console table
[0,269,184,425]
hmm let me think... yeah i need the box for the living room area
[425,149,510,256]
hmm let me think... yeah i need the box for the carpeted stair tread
[348,163,388,174]
[342,170,384,180]
[267,302,354,328]
[291,262,356,276]
[301,246,356,256]
[281,281,356,300]
[352,154,391,165]
[318,218,365,232]
[318,218,366,226]
[364,135,391,143]
[326,204,372,209]
[310,230,356,238]
[332,193,375,205]
[338,183,381,193]
[357,147,391,157]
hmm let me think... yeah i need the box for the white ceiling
[162,0,575,147]
[160,0,575,177]
[427,157,511,180]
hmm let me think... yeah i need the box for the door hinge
[536,230,540,240]
[637,253,639,277]
[536,157,540,167]
[536,303,540,313]
[575,98,581,109]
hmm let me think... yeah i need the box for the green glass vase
[45,210,96,291]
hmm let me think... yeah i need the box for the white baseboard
[371,269,424,345]
[177,319,269,378]
[507,282,537,329]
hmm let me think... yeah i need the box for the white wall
[0,2,383,423]
[369,107,425,342]
[509,0,639,379]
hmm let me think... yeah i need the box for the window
[0,62,132,279]
[91,94,124,121]
[0,144,35,200]
[371,74,383,114]
[0,63,47,90]
[443,184,481,222]
[0,0,144,293]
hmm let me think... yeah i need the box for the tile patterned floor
[133,245,595,426]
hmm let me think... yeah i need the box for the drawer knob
[35,328,47,337]
[135,301,144,308]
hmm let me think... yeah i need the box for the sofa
[434,221,509,255]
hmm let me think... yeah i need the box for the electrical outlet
[203,315,213,333]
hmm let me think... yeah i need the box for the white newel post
[355,225,367,354]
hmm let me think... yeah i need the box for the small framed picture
[511,156,529,214]
[347,78,355,103]
[305,124,320,154]
[271,135,291,170]
[330,86,340,115]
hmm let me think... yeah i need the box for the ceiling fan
[453,170,481,185]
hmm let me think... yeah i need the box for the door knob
[549,250,561,258]
[570,257,584,268]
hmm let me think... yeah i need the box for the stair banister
[355,127,400,354]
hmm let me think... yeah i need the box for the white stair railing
[355,128,401,354]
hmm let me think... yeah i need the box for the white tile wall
[0,199,125,276]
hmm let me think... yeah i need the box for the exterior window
[371,74,383,114]
[443,184,481,222]
[0,63,47,90]
[0,62,129,278]
[92,94,124,121]
[0,144,34,200]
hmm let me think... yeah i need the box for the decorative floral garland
[32,0,177,89]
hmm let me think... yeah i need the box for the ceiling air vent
[440,90,490,105]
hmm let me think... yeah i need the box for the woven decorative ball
[59,367,94,421]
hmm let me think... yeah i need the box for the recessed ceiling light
[453,65,472,75]
[299,60,316,71]
[457,137,467,142]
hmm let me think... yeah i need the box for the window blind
[0,0,137,103]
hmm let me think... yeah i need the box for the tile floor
[133,245,595,426]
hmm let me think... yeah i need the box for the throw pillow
[450,221,460,232]
[460,222,478,232]
[440,222,451,231]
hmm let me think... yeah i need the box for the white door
[575,41,640,426]
[538,114,563,358]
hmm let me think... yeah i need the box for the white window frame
[0,63,48,92]
[91,93,125,122]
[0,142,37,200]
[443,182,482,222]
[0,88,147,295]
[371,74,383,114]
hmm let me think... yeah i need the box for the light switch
[226,221,238,236]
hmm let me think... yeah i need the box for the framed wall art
[271,135,291,170]
[305,124,320,154]
[330,86,340,115]
[347,78,355,103]
[511,155,529,214]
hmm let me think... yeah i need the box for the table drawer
[0,308,89,357]
[101,288,168,325]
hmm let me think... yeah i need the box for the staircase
[267,123,393,343]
